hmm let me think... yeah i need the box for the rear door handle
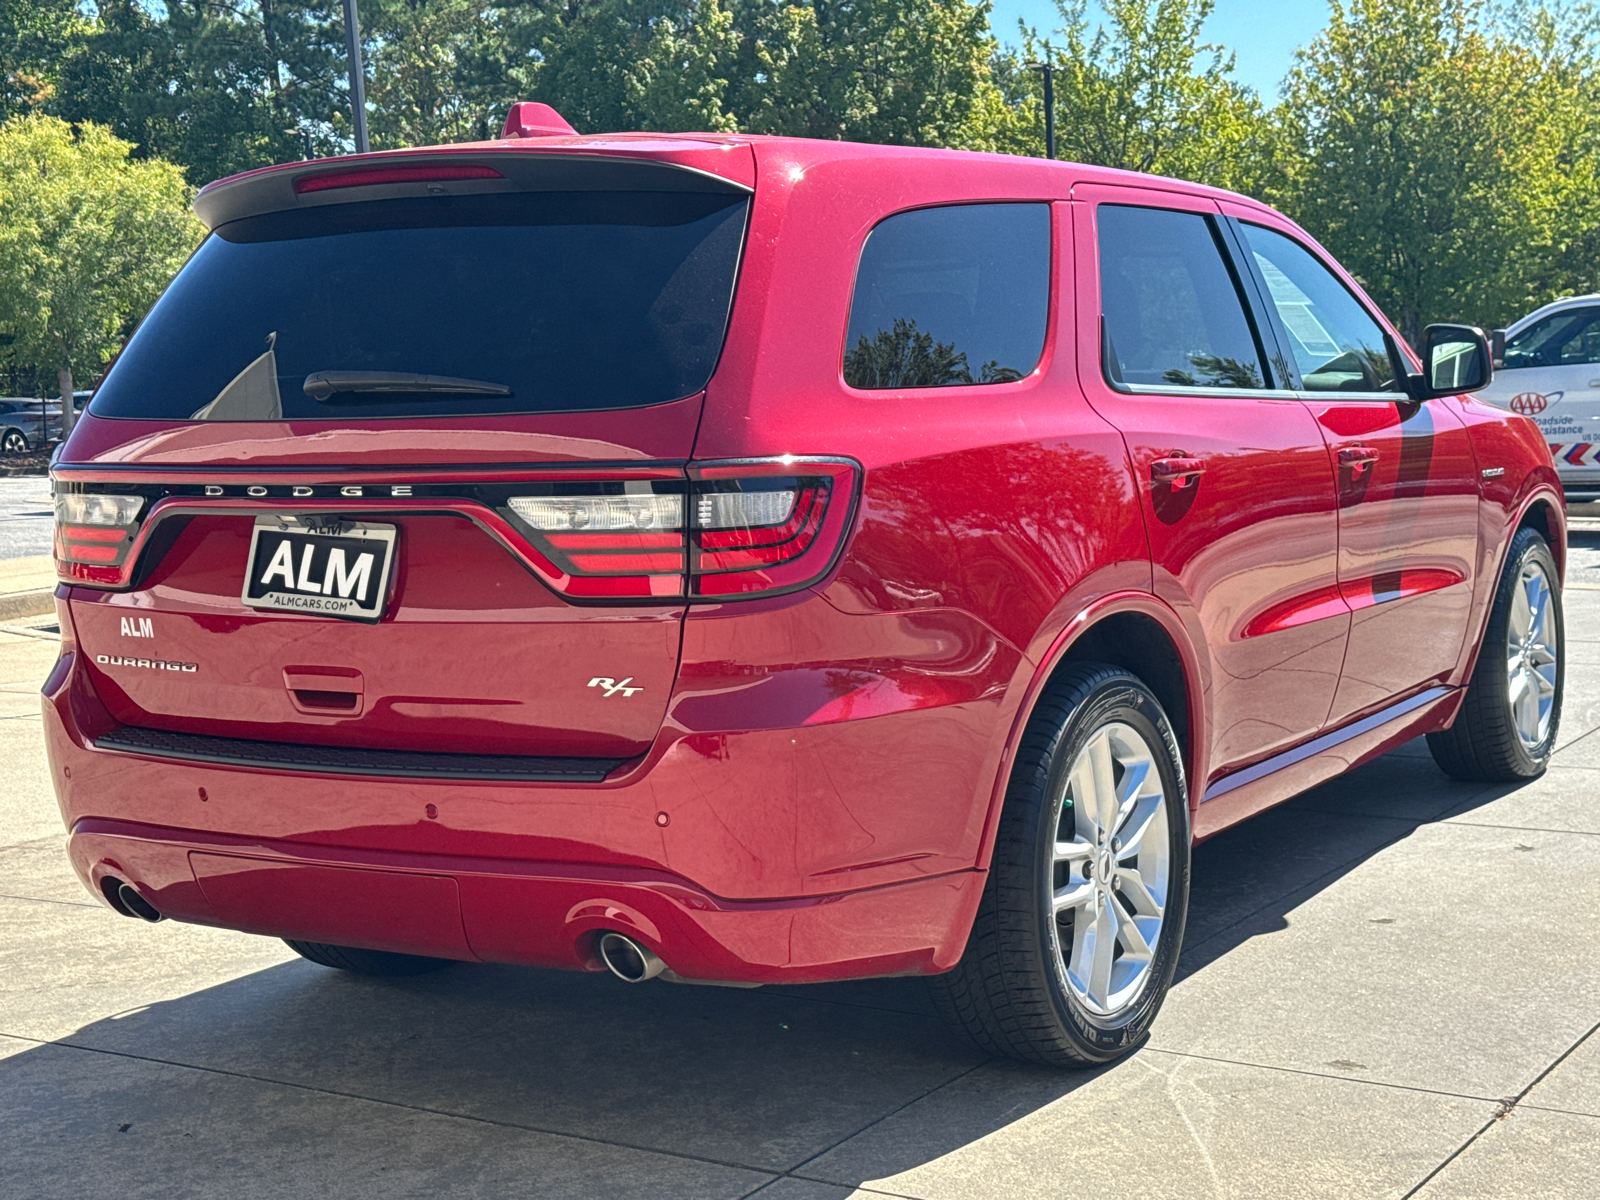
[1338,445,1380,476]
[1150,455,1205,490]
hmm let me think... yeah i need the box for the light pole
[342,0,370,153]
[1025,61,1056,161]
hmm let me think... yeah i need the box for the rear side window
[1504,307,1600,369]
[843,204,1049,389]
[90,190,749,422]
[1098,205,1266,390]
[1239,223,1404,393]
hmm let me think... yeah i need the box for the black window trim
[1095,202,1288,400]
[840,198,1055,395]
[1229,217,1417,404]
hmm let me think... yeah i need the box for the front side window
[1097,205,1266,390]
[1503,307,1600,370]
[843,203,1049,389]
[1239,223,1404,394]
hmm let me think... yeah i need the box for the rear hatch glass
[90,189,748,422]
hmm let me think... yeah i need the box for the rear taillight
[507,489,686,598]
[502,459,857,601]
[690,473,836,596]
[54,493,145,586]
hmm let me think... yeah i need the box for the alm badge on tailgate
[242,516,397,621]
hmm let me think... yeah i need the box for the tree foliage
[1269,0,1600,341]
[8,0,1600,356]
[0,115,203,395]
[1010,0,1268,191]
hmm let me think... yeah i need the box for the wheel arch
[973,592,1208,874]
[1448,482,1565,707]
[1515,490,1566,580]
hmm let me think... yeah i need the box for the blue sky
[987,0,1333,101]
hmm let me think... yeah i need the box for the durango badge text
[95,655,197,673]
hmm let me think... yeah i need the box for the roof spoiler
[193,149,750,232]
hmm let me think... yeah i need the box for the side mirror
[1411,323,1492,399]
[1491,328,1507,370]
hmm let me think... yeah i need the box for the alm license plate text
[242,517,397,621]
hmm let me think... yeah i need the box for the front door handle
[1151,454,1205,490]
[1338,445,1380,476]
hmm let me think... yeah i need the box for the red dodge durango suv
[44,104,1565,1066]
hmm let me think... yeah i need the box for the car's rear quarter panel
[682,146,1153,883]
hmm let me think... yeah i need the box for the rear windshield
[90,190,749,421]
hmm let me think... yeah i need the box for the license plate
[241,517,397,622]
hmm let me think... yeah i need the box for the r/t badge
[588,677,643,698]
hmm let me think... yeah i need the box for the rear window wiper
[303,371,512,401]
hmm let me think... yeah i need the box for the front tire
[1428,527,1563,782]
[930,664,1190,1067]
[284,940,455,976]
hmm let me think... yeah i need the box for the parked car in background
[0,398,61,453]
[1478,294,1600,501]
[43,108,1564,1068]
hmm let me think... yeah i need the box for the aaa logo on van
[1510,392,1553,415]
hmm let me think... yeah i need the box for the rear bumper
[43,613,1002,983]
[65,819,982,983]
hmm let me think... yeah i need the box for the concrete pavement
[1,536,1598,1198]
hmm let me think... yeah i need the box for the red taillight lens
[54,493,145,586]
[506,490,687,598]
[689,461,857,598]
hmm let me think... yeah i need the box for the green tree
[54,1,348,185]
[1270,0,1600,341]
[1,0,81,119]
[527,0,741,134]
[363,0,538,147]
[1004,0,1268,189]
[0,115,202,420]
[728,0,1005,148]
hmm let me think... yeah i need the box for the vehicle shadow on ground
[4,738,1530,1194]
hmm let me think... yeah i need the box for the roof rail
[501,102,577,139]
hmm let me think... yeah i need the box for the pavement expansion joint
[17,1035,835,1181]
[1397,1015,1600,1199]
[1142,1047,1512,1105]
[780,1060,989,1182]
[0,891,99,909]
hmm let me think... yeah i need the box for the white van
[1478,294,1600,500]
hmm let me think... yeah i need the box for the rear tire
[1,429,29,455]
[929,664,1190,1067]
[284,940,455,976]
[1428,527,1563,782]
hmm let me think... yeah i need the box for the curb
[0,590,55,621]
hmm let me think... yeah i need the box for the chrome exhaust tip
[597,931,666,983]
[111,880,164,923]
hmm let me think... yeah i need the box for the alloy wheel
[1049,721,1170,1018]
[1507,559,1559,750]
